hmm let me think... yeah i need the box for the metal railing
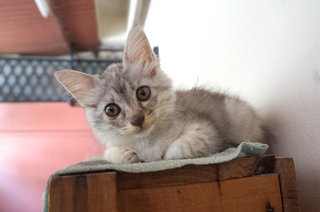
[0,56,121,103]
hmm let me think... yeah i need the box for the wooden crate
[47,156,299,212]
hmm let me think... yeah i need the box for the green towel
[43,142,268,211]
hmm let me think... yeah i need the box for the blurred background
[1,0,320,211]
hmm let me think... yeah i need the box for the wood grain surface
[49,172,117,212]
[50,0,99,51]
[0,0,68,55]
[0,0,98,55]
[275,158,300,212]
[47,156,297,212]
[117,155,276,190]
[118,174,282,212]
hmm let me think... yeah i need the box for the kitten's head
[55,27,175,141]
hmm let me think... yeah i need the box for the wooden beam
[118,174,282,212]
[50,0,99,51]
[0,0,69,55]
[48,172,117,212]
[47,156,300,211]
[117,155,275,190]
[0,0,99,55]
[275,158,300,212]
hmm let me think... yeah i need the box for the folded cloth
[43,142,268,211]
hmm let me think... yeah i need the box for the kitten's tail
[260,124,275,144]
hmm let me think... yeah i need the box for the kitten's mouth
[132,122,154,136]
[135,125,149,134]
[126,115,155,136]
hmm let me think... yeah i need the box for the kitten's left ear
[54,69,100,108]
[123,26,159,76]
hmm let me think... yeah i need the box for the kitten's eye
[136,86,151,101]
[104,103,121,117]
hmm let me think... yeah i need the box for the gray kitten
[55,27,266,164]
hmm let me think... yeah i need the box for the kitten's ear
[54,69,100,108]
[123,26,159,76]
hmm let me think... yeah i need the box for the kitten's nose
[130,115,145,127]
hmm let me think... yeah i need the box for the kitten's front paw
[104,146,140,164]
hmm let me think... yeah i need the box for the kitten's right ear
[123,26,159,76]
[54,69,100,108]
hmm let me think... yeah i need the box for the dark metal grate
[0,57,121,102]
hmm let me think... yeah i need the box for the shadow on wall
[263,63,320,211]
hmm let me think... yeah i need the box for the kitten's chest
[130,122,185,161]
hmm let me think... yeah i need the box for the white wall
[145,1,320,211]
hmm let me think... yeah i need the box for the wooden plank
[48,172,117,212]
[118,174,282,212]
[87,173,117,211]
[275,158,300,212]
[51,0,99,51]
[0,0,68,55]
[0,0,98,55]
[117,155,275,190]
[47,157,301,211]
